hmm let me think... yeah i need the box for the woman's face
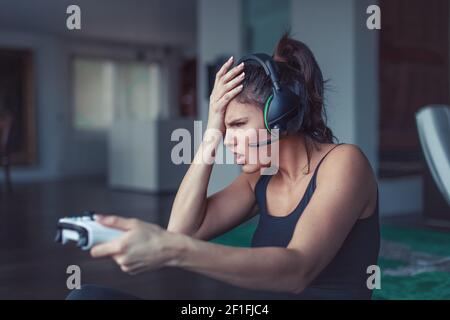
[223,99,274,174]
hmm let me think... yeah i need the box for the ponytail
[274,32,335,144]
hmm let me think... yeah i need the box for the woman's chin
[240,163,261,174]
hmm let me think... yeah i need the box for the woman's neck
[276,134,318,183]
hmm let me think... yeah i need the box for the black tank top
[251,144,380,299]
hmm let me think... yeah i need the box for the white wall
[379,177,423,215]
[354,0,379,173]
[292,0,357,147]
[292,0,379,169]
[198,0,243,195]
[292,0,423,216]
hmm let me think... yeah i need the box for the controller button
[77,236,88,248]
[54,229,62,243]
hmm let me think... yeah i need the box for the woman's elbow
[291,281,308,294]
[289,266,316,294]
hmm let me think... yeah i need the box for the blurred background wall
[0,0,449,219]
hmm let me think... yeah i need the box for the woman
[68,34,380,300]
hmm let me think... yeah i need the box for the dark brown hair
[236,32,335,145]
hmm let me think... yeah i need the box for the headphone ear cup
[265,90,300,135]
[263,94,274,133]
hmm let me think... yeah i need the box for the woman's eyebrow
[226,117,248,126]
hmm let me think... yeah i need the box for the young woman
[68,34,380,300]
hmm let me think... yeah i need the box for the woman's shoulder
[317,143,377,197]
[315,143,378,219]
[323,143,372,170]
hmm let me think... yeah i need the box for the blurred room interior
[0,0,449,299]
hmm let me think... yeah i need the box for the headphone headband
[237,53,281,91]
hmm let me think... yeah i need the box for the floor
[0,177,440,300]
[0,177,256,300]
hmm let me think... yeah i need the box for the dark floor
[0,177,426,300]
[0,177,262,300]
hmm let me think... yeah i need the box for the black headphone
[236,53,306,146]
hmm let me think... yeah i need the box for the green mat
[380,225,450,256]
[211,222,450,300]
[375,225,450,300]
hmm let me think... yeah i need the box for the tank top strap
[255,170,273,192]
[311,143,345,189]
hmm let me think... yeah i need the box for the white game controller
[55,211,124,250]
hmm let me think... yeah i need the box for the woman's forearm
[168,234,311,294]
[167,132,220,236]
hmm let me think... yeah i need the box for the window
[72,57,163,131]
